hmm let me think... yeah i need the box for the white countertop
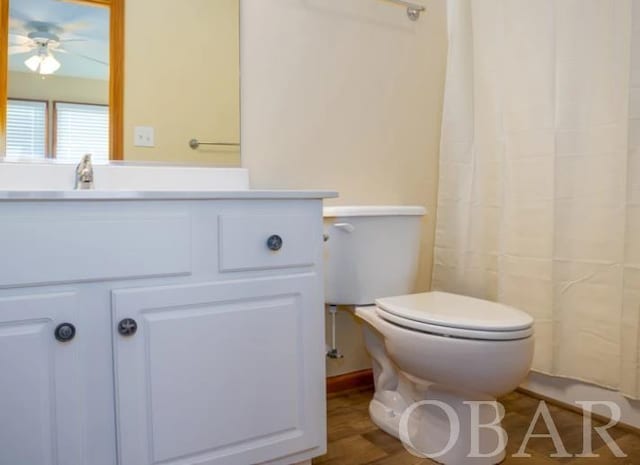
[0,163,337,200]
[0,189,338,201]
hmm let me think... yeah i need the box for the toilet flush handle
[332,222,355,233]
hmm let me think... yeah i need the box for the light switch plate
[134,126,155,147]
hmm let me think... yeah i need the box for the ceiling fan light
[24,54,41,72]
[39,54,61,75]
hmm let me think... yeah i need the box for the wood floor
[313,388,640,465]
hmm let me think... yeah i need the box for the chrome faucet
[75,154,94,190]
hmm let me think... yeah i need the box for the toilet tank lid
[323,206,426,218]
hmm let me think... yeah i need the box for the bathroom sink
[0,160,250,191]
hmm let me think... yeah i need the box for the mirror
[0,0,240,166]
[0,0,123,160]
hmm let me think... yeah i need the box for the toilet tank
[323,206,426,305]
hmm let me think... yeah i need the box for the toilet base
[368,382,506,465]
[359,316,508,465]
[355,304,533,465]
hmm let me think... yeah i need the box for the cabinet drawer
[218,214,317,271]
[0,213,191,287]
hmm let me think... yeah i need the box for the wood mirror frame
[0,0,124,160]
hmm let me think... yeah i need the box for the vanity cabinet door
[112,274,326,465]
[0,292,83,465]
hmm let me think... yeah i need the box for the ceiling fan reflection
[8,21,107,75]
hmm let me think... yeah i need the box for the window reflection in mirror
[6,0,109,161]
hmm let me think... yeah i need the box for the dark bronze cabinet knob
[118,318,138,336]
[55,323,76,342]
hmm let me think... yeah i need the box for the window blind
[6,99,47,159]
[55,102,109,163]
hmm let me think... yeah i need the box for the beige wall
[8,71,108,104]
[241,0,448,376]
[123,0,240,165]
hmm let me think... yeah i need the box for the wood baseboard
[326,369,374,395]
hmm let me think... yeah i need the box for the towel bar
[189,139,240,150]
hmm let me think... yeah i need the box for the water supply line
[326,305,343,359]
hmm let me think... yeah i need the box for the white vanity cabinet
[113,275,321,465]
[0,292,84,465]
[0,192,332,465]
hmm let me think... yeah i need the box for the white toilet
[323,206,534,465]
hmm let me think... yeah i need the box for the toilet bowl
[356,293,534,465]
[323,207,535,465]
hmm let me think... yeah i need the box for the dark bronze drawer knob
[267,234,283,251]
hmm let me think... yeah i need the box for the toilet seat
[375,291,534,341]
[376,307,533,340]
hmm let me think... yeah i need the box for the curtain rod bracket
[382,0,426,21]
[407,7,421,21]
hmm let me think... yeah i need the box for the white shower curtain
[432,0,640,397]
